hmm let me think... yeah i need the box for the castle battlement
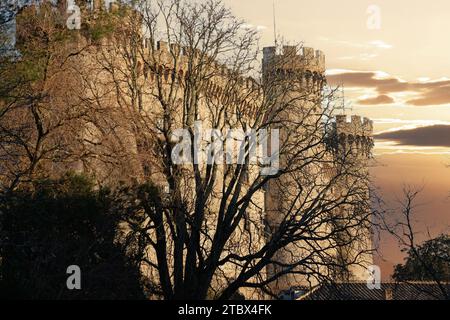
[335,115,373,137]
[141,39,262,118]
[143,40,259,90]
[333,115,374,157]
[263,45,326,74]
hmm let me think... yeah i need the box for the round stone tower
[262,45,374,295]
[262,45,327,294]
[330,114,374,282]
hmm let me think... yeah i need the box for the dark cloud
[375,125,450,147]
[327,72,380,87]
[406,85,450,106]
[327,72,407,93]
[327,71,450,107]
[358,94,394,105]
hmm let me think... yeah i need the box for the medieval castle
[9,0,375,299]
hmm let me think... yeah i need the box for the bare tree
[0,2,93,194]
[1,0,375,300]
[75,0,375,300]
[381,186,449,300]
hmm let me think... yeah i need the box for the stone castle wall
[12,0,375,299]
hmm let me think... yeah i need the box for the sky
[224,0,450,279]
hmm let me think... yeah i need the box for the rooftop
[297,282,450,300]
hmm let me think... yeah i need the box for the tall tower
[262,45,374,295]
[330,115,374,282]
[262,45,327,294]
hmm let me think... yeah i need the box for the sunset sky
[225,0,450,279]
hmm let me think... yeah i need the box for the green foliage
[3,4,76,87]
[0,173,145,299]
[393,235,450,282]
[84,11,119,42]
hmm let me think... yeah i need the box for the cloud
[319,38,391,62]
[373,119,450,129]
[358,94,394,105]
[319,38,393,50]
[327,70,450,107]
[406,85,450,106]
[338,53,378,61]
[327,71,406,90]
[375,125,450,148]
[368,40,393,49]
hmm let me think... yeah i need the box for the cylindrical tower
[262,45,327,295]
[330,115,374,282]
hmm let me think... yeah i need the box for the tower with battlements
[262,45,374,294]
[330,114,374,282]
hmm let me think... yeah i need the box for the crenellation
[143,39,256,94]
[333,114,374,158]
[157,40,169,52]
[141,39,261,103]
[170,43,182,56]
[335,115,373,136]
[263,45,326,74]
[302,47,315,60]
[351,115,362,124]
[283,45,297,57]
[263,46,276,59]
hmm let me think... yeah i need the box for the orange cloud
[375,125,450,147]
[327,71,450,107]
[407,85,450,106]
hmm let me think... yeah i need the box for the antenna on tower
[340,84,353,115]
[342,84,346,115]
[273,0,277,47]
